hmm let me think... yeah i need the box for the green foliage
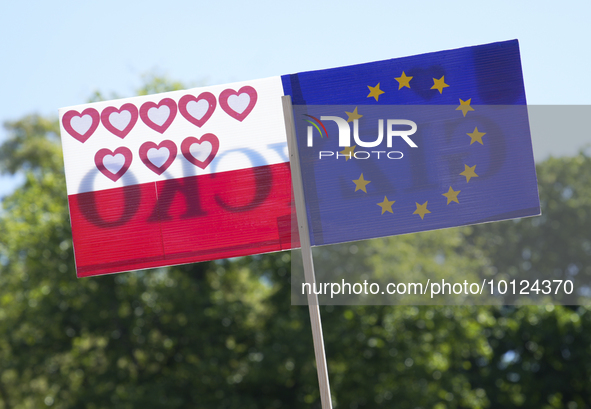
[0,77,590,408]
[136,73,187,96]
[465,153,591,304]
[0,115,62,177]
[472,305,591,409]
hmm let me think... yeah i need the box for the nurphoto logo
[305,114,418,160]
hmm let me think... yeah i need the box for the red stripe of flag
[69,163,298,277]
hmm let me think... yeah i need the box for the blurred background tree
[0,78,589,408]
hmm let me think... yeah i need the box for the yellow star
[467,127,486,145]
[460,164,478,183]
[395,71,413,89]
[456,98,475,117]
[353,173,371,193]
[431,76,449,94]
[367,83,385,101]
[346,107,363,123]
[377,196,395,215]
[339,145,356,161]
[442,186,461,204]
[413,201,431,220]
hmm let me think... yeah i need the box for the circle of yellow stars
[348,73,487,219]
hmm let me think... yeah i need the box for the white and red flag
[59,78,295,277]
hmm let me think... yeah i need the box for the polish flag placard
[59,77,296,277]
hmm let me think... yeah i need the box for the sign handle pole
[282,96,333,409]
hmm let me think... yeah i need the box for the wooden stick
[282,95,333,409]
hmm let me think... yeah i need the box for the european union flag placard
[281,40,540,246]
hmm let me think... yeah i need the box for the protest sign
[283,39,539,246]
[60,78,295,277]
[59,40,538,280]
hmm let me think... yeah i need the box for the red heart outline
[181,134,219,169]
[139,98,177,134]
[62,108,100,143]
[219,86,258,122]
[139,140,177,175]
[178,92,216,127]
[101,103,139,139]
[94,147,133,182]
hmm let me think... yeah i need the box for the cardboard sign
[60,78,295,277]
[284,39,539,246]
[59,39,539,277]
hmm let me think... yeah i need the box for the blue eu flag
[281,40,540,246]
